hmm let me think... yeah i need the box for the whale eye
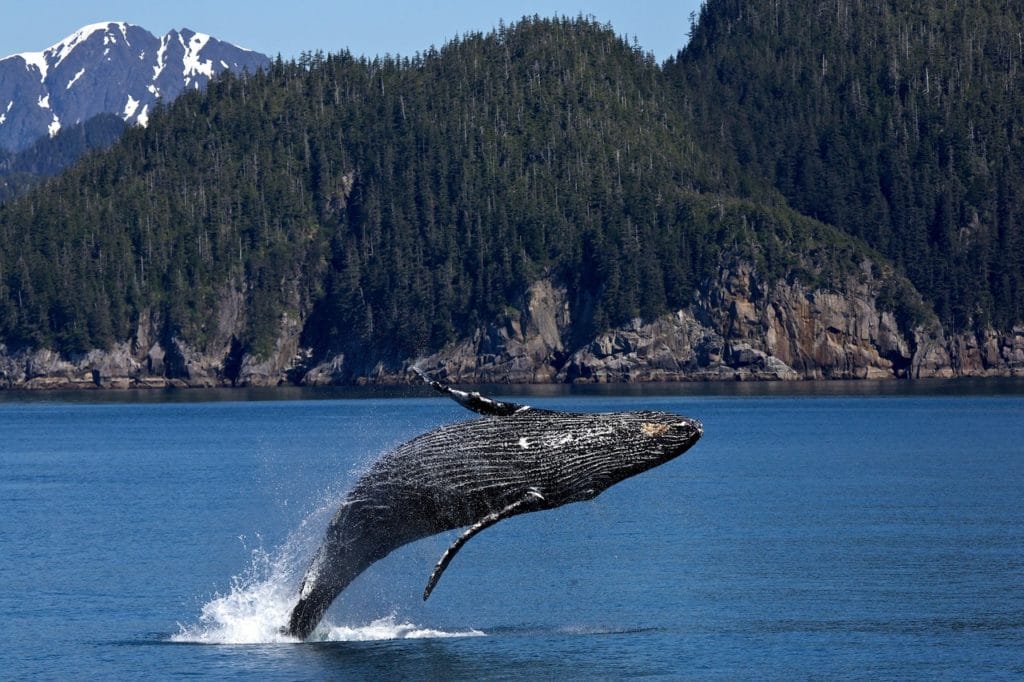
[640,422,670,437]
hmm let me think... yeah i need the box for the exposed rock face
[946,326,1024,377]
[403,262,913,383]
[237,310,306,387]
[411,280,571,383]
[558,311,784,383]
[2,262,1022,389]
[390,261,1023,384]
[689,261,915,381]
[0,276,308,389]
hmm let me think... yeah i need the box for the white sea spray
[171,482,483,644]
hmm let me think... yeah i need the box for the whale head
[556,410,703,503]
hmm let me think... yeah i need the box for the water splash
[318,615,484,642]
[171,503,484,644]
[170,542,302,644]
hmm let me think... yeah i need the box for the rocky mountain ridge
[0,21,269,152]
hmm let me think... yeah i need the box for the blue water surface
[1,383,1022,679]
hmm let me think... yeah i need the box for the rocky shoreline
[3,266,1023,391]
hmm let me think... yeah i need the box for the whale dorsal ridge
[413,367,530,417]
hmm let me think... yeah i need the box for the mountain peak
[0,22,269,152]
[7,22,131,79]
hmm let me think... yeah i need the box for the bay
[1,382,1022,679]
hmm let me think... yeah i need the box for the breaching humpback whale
[286,370,703,639]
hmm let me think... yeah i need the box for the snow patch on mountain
[182,31,215,87]
[67,67,86,89]
[16,51,49,82]
[51,21,122,68]
[123,95,140,119]
[153,33,170,82]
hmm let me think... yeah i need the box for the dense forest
[668,0,1024,332]
[0,16,880,368]
[0,5,1020,379]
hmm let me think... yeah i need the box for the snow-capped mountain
[0,21,270,152]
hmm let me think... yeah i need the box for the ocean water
[1,383,1022,679]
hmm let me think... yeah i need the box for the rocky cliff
[4,260,1019,390]
[411,261,1023,384]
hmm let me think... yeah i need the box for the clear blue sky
[0,1,703,64]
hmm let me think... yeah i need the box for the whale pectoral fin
[423,489,546,600]
[413,366,529,417]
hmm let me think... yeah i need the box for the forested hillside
[1,12,1020,387]
[0,17,886,375]
[667,0,1024,332]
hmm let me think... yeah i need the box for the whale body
[286,372,702,639]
